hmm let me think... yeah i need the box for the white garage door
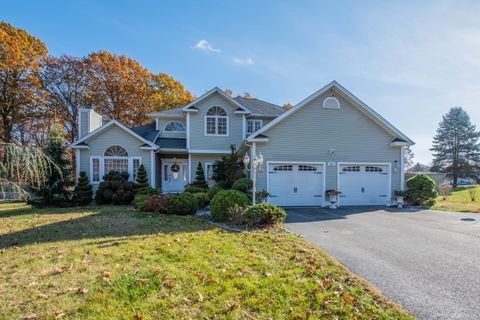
[338,164,390,205]
[268,162,324,206]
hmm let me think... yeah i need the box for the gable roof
[130,122,158,142]
[70,120,157,149]
[233,97,286,117]
[247,80,414,145]
[179,87,251,113]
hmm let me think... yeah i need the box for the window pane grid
[217,117,227,135]
[104,158,129,175]
[92,158,100,182]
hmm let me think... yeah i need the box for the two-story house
[70,81,414,206]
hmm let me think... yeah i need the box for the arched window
[164,121,185,132]
[104,145,128,157]
[205,106,228,135]
[323,97,340,109]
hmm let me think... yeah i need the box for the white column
[186,113,190,150]
[75,149,80,179]
[400,146,405,190]
[242,115,246,138]
[188,154,192,184]
[252,142,256,204]
[150,150,156,188]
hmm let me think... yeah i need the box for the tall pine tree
[430,107,480,185]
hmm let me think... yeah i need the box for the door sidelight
[361,187,365,193]
[294,187,298,193]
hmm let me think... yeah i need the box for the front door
[162,159,188,193]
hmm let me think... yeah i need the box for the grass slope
[0,203,412,319]
[434,185,480,213]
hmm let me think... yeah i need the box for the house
[70,81,414,206]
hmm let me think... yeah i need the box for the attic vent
[323,97,340,109]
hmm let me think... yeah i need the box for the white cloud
[233,57,254,65]
[193,40,221,53]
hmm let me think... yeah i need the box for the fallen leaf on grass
[78,288,88,294]
[162,279,175,288]
[23,313,38,319]
[343,294,352,304]
[306,267,314,276]
[308,256,315,264]
[198,292,204,302]
[54,264,73,274]
[133,315,143,320]
[53,310,65,319]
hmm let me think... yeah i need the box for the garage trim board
[337,162,392,206]
[267,161,326,207]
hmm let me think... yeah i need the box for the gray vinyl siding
[156,117,186,139]
[189,154,223,183]
[254,89,402,197]
[80,110,89,138]
[78,125,153,192]
[188,92,244,150]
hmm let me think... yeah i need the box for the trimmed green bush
[135,187,158,196]
[133,194,150,211]
[232,177,253,194]
[242,203,286,228]
[134,164,149,194]
[191,162,208,189]
[210,190,250,222]
[406,174,438,207]
[194,192,209,208]
[165,192,198,215]
[95,171,134,205]
[184,185,207,194]
[73,171,92,205]
[144,194,167,214]
[208,184,223,201]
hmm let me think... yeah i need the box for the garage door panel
[268,163,324,206]
[339,164,390,206]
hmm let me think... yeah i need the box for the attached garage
[267,162,325,206]
[338,163,391,206]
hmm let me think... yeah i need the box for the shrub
[134,164,149,194]
[144,194,167,214]
[212,144,245,188]
[226,204,244,225]
[231,177,253,194]
[165,192,198,215]
[135,187,158,196]
[440,184,452,200]
[467,186,477,201]
[210,190,250,222]
[184,185,207,194]
[95,171,134,205]
[194,192,209,208]
[241,203,286,228]
[406,174,438,207]
[73,171,92,205]
[208,184,223,201]
[191,162,208,189]
[133,194,150,210]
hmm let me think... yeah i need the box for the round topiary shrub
[194,192,209,208]
[133,193,150,210]
[231,177,253,194]
[165,192,198,215]
[406,174,438,207]
[184,185,207,194]
[208,184,223,201]
[95,171,134,205]
[210,190,250,222]
[241,203,286,228]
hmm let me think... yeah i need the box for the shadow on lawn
[0,206,212,249]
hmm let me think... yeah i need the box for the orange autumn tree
[150,72,193,110]
[0,21,47,143]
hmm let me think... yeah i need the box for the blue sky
[3,0,480,164]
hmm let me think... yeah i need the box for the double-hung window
[205,106,228,136]
[247,119,262,134]
[90,145,142,184]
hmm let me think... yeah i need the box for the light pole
[244,151,263,205]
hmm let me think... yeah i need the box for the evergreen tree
[73,171,92,205]
[134,164,149,193]
[212,144,245,188]
[430,107,480,185]
[35,125,73,206]
[192,162,208,189]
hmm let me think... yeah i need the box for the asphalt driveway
[285,207,480,320]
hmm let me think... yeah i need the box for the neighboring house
[70,81,414,206]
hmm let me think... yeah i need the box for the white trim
[188,149,231,154]
[163,121,186,132]
[390,141,410,146]
[188,154,192,183]
[90,156,102,184]
[70,120,157,148]
[186,113,190,150]
[75,149,80,178]
[159,148,188,153]
[247,81,414,145]
[150,150,156,188]
[73,145,90,149]
[181,87,251,113]
[247,119,263,135]
[155,118,159,130]
[242,115,246,138]
[252,142,257,204]
[266,161,326,207]
[400,146,405,190]
[204,106,229,136]
[337,161,392,206]
[147,113,185,118]
[160,158,188,193]
[323,96,340,109]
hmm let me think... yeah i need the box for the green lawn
[433,185,480,213]
[0,203,411,319]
